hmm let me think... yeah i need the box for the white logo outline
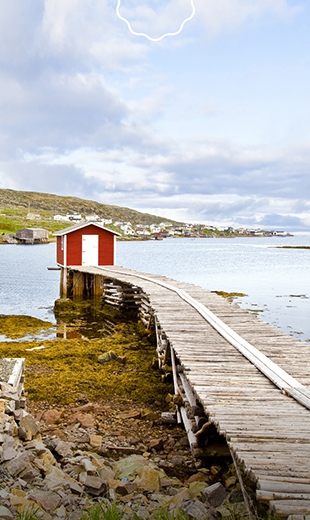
[116,0,196,42]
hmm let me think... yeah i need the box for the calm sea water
[0,235,309,341]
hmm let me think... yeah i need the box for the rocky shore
[0,380,249,519]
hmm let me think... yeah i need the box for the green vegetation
[80,501,190,520]
[15,502,280,520]
[0,188,181,241]
[16,503,191,520]
[16,506,41,520]
[0,206,70,238]
[202,228,225,237]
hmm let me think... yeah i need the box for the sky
[0,0,310,231]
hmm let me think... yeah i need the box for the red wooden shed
[54,222,119,267]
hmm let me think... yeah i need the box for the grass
[81,502,191,520]
[0,188,180,234]
[16,506,41,520]
[15,502,282,520]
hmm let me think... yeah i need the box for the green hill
[0,188,182,240]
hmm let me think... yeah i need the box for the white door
[82,235,98,266]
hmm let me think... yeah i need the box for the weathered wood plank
[70,265,310,518]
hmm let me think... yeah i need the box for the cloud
[116,0,195,41]
[12,134,310,231]
[38,0,148,70]
[195,0,303,36]
[0,0,308,234]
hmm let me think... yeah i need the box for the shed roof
[53,221,120,237]
[18,227,48,232]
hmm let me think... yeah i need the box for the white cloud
[39,0,148,70]
[117,0,195,40]
[0,0,308,233]
[195,0,303,36]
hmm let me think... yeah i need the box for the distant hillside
[0,188,180,226]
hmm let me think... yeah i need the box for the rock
[80,457,97,474]
[27,489,62,513]
[183,498,215,520]
[115,481,138,496]
[69,481,84,495]
[89,434,102,449]
[166,488,192,509]
[70,413,95,429]
[189,480,209,497]
[0,505,14,519]
[225,475,237,489]
[9,495,45,517]
[19,414,39,439]
[119,410,141,420]
[54,440,74,458]
[135,466,161,492]
[161,412,177,425]
[84,475,108,497]
[0,383,20,401]
[2,446,18,461]
[170,454,184,466]
[187,471,210,484]
[0,372,246,520]
[201,482,227,507]
[98,351,125,364]
[97,464,115,481]
[113,455,149,481]
[43,409,63,425]
[19,464,41,482]
[5,452,31,477]
[43,466,77,492]
[73,403,95,413]
[38,449,57,467]
[149,438,164,451]
[25,439,49,456]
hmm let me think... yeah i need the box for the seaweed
[0,314,53,339]
[211,291,248,302]
[0,306,172,407]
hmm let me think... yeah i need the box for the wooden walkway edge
[65,265,310,519]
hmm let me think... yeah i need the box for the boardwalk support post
[73,271,84,299]
[60,267,68,298]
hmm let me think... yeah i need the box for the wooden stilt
[73,271,84,299]
[60,267,68,298]
[93,274,103,299]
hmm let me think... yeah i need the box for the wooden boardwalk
[67,265,310,519]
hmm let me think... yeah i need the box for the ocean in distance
[0,234,309,342]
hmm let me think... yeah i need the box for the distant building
[54,214,71,222]
[16,228,49,244]
[85,214,100,222]
[67,213,82,222]
[26,213,41,221]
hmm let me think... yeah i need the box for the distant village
[2,211,292,244]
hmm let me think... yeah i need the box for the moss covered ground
[0,303,172,406]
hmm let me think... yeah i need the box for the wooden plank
[70,265,310,517]
[270,500,310,517]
